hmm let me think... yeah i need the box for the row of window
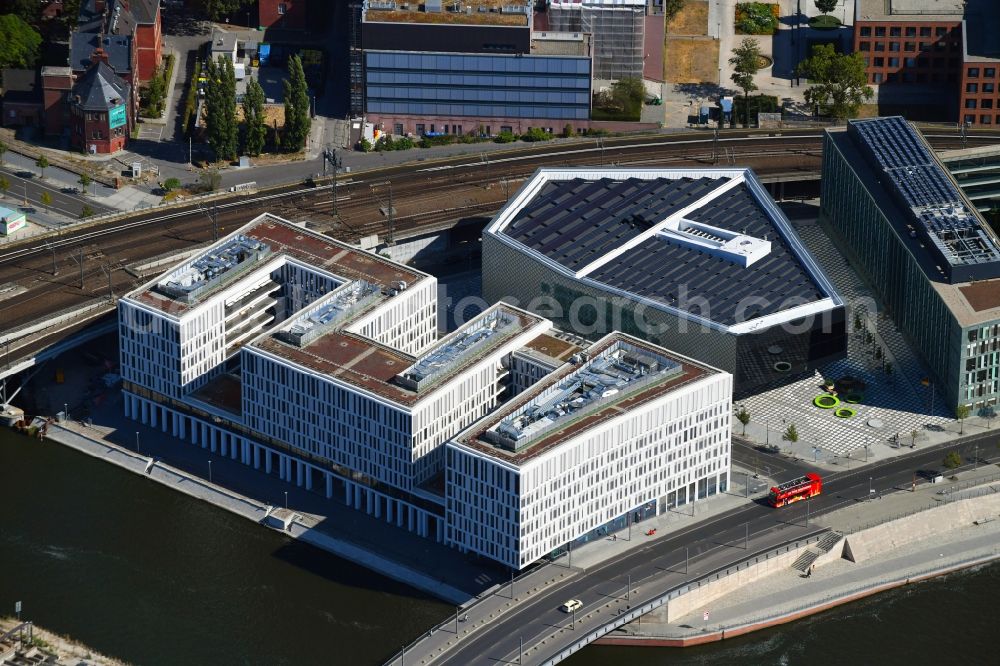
[367,100,591,120]
[859,25,953,38]
[870,71,955,84]
[962,114,1000,125]
[965,83,998,94]
[366,51,591,76]
[858,40,959,53]
[963,99,1000,110]
[367,85,589,106]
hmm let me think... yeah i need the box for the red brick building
[258,0,306,31]
[854,0,998,125]
[76,0,163,83]
[70,62,133,154]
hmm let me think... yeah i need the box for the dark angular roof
[70,32,132,74]
[72,61,130,111]
[504,177,730,271]
[587,183,823,325]
[1,69,41,104]
[78,0,158,34]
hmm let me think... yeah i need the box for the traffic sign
[703,610,709,622]
[15,601,21,613]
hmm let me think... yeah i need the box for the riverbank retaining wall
[843,493,1000,563]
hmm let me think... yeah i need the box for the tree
[942,450,962,470]
[282,55,312,152]
[192,0,253,20]
[814,0,837,14]
[955,403,971,435]
[78,173,92,193]
[978,405,996,429]
[0,141,6,165]
[729,38,762,126]
[797,44,873,120]
[735,406,751,436]
[35,155,48,179]
[0,14,42,70]
[782,423,799,443]
[40,191,51,211]
[162,177,181,192]
[664,0,686,29]
[242,78,267,157]
[562,123,575,138]
[198,168,222,192]
[80,205,95,219]
[0,176,8,198]
[204,56,238,161]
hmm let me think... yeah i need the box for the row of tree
[202,54,311,162]
[729,38,872,124]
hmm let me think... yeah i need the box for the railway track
[0,130,998,336]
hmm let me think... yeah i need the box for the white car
[560,599,583,613]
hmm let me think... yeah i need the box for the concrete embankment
[0,616,130,665]
[39,424,468,604]
[597,476,1000,647]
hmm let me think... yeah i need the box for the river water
[2,426,996,665]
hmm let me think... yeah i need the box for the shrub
[494,131,517,144]
[418,134,458,148]
[563,123,575,138]
[520,127,551,142]
[358,137,373,152]
[735,2,779,35]
[80,205,95,219]
[162,177,181,191]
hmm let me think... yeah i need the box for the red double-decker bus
[768,473,822,507]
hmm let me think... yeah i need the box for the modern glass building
[364,50,591,123]
[821,116,1000,413]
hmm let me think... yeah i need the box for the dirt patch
[667,0,708,36]
[234,104,285,127]
[664,38,719,84]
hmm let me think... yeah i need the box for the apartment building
[854,0,997,125]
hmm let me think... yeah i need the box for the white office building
[120,214,555,540]
[446,333,732,569]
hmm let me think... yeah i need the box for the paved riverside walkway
[39,385,775,610]
[602,467,1000,645]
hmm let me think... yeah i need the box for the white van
[560,599,583,613]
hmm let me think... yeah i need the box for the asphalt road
[433,434,1000,666]
[0,165,113,222]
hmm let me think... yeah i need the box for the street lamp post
[284,490,289,510]
[135,431,140,455]
[63,403,67,419]
[208,460,213,483]
[685,546,689,574]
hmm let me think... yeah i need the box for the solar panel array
[849,117,1000,270]
[504,177,729,271]
[587,184,823,326]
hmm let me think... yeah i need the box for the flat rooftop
[131,215,423,315]
[518,332,586,365]
[843,117,1000,283]
[189,373,243,416]
[530,32,590,57]
[454,333,717,465]
[857,0,965,22]
[828,119,1000,327]
[490,168,839,330]
[253,303,546,407]
[364,0,530,27]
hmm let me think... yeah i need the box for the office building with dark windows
[822,116,1000,412]
[482,168,846,395]
[361,0,593,137]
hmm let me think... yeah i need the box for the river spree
[2,426,996,665]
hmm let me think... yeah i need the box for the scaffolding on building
[547,0,645,81]
[349,1,364,117]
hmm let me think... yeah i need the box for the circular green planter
[845,393,864,404]
[809,15,842,30]
[835,407,856,418]
[814,394,840,409]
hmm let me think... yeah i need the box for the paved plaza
[740,208,952,461]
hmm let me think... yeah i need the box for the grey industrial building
[482,167,847,394]
[821,116,1000,413]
